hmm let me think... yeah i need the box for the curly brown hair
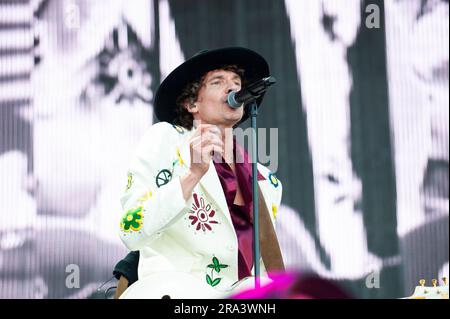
[174,65,245,130]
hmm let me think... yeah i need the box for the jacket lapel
[198,161,234,230]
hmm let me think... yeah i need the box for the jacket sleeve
[118,122,192,251]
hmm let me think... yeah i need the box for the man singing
[117,47,284,298]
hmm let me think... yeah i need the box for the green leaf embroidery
[210,256,228,273]
[212,257,219,267]
[206,274,213,286]
[211,278,222,287]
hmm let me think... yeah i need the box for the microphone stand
[232,75,275,290]
[250,100,261,289]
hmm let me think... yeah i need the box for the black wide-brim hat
[154,47,270,124]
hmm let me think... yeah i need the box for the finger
[201,138,223,150]
[191,139,203,149]
[198,124,216,135]
[189,135,202,146]
[203,144,224,158]
[190,141,205,164]
[192,136,222,149]
[200,132,223,145]
[191,132,220,147]
[198,131,220,145]
[192,123,215,138]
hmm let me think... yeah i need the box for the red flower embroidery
[189,193,219,232]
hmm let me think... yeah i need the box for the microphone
[227,76,276,109]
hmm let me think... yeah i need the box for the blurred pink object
[230,271,352,299]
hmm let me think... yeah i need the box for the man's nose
[226,82,240,93]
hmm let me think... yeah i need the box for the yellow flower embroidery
[272,204,278,219]
[120,206,143,232]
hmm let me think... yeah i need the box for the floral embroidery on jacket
[188,193,219,232]
[120,206,143,232]
[268,173,279,188]
[206,256,228,287]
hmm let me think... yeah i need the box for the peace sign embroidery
[155,169,172,187]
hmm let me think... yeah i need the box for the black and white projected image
[1,0,160,298]
[384,0,449,295]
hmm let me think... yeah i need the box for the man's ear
[185,102,198,114]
